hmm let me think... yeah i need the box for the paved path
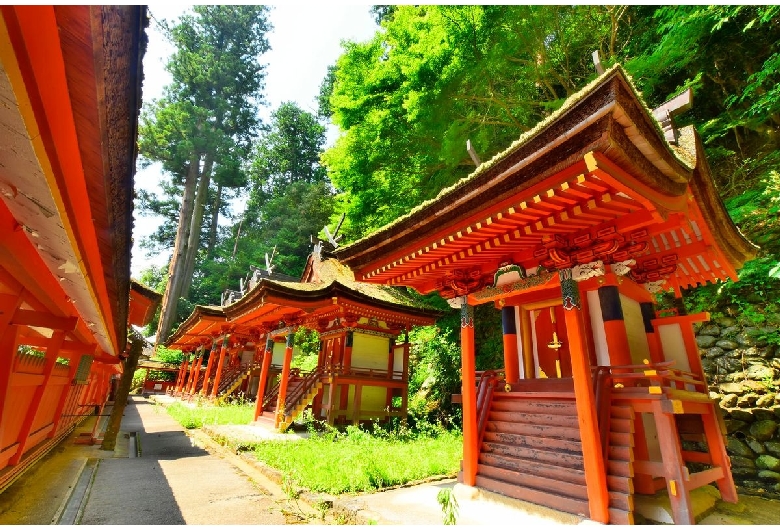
[77,397,290,525]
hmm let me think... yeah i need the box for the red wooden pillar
[597,285,633,366]
[0,323,21,446]
[460,299,478,486]
[210,334,230,398]
[200,337,221,396]
[49,351,82,438]
[175,355,188,393]
[187,345,204,395]
[176,353,189,393]
[501,305,520,384]
[253,336,274,421]
[274,333,295,428]
[560,270,609,523]
[312,338,325,420]
[8,331,65,466]
[181,350,194,395]
[338,331,353,418]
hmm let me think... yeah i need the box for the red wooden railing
[475,369,503,449]
[282,366,326,418]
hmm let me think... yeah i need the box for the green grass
[165,401,255,429]
[163,400,462,495]
[252,426,462,494]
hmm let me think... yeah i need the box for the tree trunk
[101,331,144,451]
[180,153,215,299]
[206,182,223,258]
[156,153,201,344]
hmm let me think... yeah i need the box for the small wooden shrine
[0,6,146,488]
[336,65,758,524]
[165,249,440,431]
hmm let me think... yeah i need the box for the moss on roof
[264,258,439,312]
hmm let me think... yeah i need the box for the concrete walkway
[0,397,298,525]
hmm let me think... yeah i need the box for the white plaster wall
[514,306,525,379]
[271,341,286,365]
[586,290,610,366]
[351,333,390,370]
[619,294,652,365]
[393,344,405,374]
[658,323,690,371]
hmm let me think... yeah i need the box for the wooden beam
[11,309,78,331]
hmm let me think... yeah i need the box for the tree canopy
[138,5,272,343]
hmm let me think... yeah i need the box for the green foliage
[290,327,320,372]
[437,488,459,525]
[153,345,184,365]
[624,5,780,198]
[165,401,256,429]
[323,5,629,241]
[408,325,462,428]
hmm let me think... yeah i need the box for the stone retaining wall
[695,315,780,498]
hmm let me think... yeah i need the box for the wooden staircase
[276,368,324,432]
[474,389,591,518]
[214,363,254,404]
[605,405,636,525]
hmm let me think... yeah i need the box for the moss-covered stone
[758,470,780,481]
[730,409,755,422]
[747,439,767,455]
[728,437,757,458]
[756,454,780,472]
[738,394,759,407]
[730,456,757,469]
[757,394,776,408]
[698,324,721,336]
[755,407,780,421]
[765,441,780,457]
[746,364,776,381]
[715,317,737,327]
[716,357,743,373]
[719,383,746,395]
[724,418,747,434]
[696,335,718,348]
[717,339,740,350]
[750,420,779,442]
[705,346,726,358]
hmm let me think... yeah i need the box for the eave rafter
[364,164,660,290]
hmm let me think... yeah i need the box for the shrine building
[0,6,148,489]
[335,64,758,525]
[165,251,440,432]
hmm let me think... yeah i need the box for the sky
[131,4,379,278]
